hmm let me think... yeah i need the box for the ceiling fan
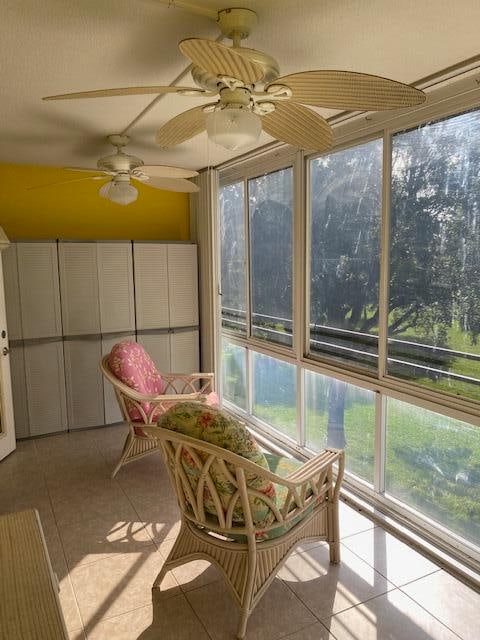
[43,7,426,154]
[32,134,199,205]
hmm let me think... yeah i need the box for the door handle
[2,347,10,356]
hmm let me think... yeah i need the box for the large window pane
[309,139,382,372]
[249,168,293,346]
[305,371,375,484]
[252,352,296,440]
[219,182,246,333]
[386,398,480,547]
[221,340,247,410]
[389,110,480,401]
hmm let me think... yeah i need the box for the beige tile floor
[1,424,479,640]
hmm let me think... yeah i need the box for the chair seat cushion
[157,402,276,527]
[225,453,315,542]
[259,454,314,541]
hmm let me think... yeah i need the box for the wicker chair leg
[328,501,341,564]
[111,431,135,479]
[237,608,250,640]
[152,563,170,590]
[235,539,256,639]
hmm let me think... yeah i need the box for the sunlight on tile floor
[1,425,479,639]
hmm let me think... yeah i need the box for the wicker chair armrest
[130,390,209,404]
[285,448,343,484]
[161,372,215,382]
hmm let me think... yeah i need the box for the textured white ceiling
[1,0,479,171]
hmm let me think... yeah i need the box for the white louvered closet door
[170,329,199,373]
[9,345,29,439]
[64,338,104,429]
[101,334,135,424]
[2,244,22,340]
[24,340,67,436]
[137,333,171,373]
[59,243,100,335]
[133,243,169,330]
[17,243,62,339]
[97,243,135,333]
[167,244,199,327]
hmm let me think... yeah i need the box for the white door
[0,238,16,461]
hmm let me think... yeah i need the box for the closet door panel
[101,334,135,424]
[133,244,169,330]
[24,340,67,436]
[17,243,62,339]
[97,243,135,333]
[59,243,100,335]
[9,345,29,439]
[167,244,198,327]
[137,333,171,373]
[2,245,22,340]
[170,329,199,373]
[64,338,104,429]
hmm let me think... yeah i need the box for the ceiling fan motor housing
[97,151,144,173]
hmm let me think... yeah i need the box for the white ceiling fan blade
[268,70,426,111]
[64,167,111,175]
[27,175,109,190]
[140,165,199,179]
[156,104,213,147]
[142,177,199,193]
[179,39,264,84]
[261,102,333,152]
[43,85,207,101]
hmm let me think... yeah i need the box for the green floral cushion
[259,454,314,541]
[226,454,315,542]
[157,402,276,528]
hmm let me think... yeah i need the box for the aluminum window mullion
[303,154,313,361]
[246,345,253,416]
[374,392,386,494]
[244,177,252,341]
[378,130,392,381]
[297,365,305,447]
[293,151,305,361]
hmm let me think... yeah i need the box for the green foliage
[260,399,480,546]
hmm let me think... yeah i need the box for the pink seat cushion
[108,341,167,430]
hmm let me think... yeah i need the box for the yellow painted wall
[0,163,190,240]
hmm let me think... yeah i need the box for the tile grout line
[397,579,466,640]
[183,589,217,640]
[340,533,444,589]
[280,577,339,639]
[279,541,401,629]
[281,619,339,640]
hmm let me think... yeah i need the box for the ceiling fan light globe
[107,181,138,206]
[206,107,261,151]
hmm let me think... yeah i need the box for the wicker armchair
[100,342,216,478]
[142,417,345,640]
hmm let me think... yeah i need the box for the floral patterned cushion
[157,402,276,528]
[227,454,315,542]
[259,454,314,541]
[108,341,167,435]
